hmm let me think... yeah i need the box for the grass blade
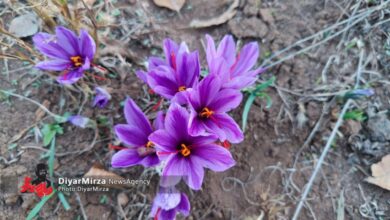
[242,94,256,132]
[57,191,71,211]
[48,137,56,185]
[26,191,55,220]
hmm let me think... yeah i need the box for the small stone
[259,9,274,23]
[117,192,129,206]
[228,17,268,38]
[4,194,19,205]
[366,113,390,142]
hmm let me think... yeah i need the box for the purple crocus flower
[33,26,96,84]
[149,187,190,220]
[111,98,164,168]
[206,34,264,89]
[136,39,200,103]
[149,104,235,190]
[92,87,111,108]
[187,75,244,143]
[68,115,90,128]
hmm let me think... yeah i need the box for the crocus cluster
[112,35,263,220]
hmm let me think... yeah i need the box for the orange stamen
[146,141,154,148]
[180,143,191,157]
[178,86,186,92]
[70,56,83,67]
[199,107,213,118]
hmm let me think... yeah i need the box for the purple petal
[190,134,218,146]
[176,51,200,88]
[79,29,96,61]
[202,118,227,143]
[171,90,190,105]
[147,66,178,99]
[209,58,230,83]
[68,115,89,128]
[205,34,217,67]
[163,38,179,67]
[55,26,79,56]
[160,155,184,187]
[111,149,144,168]
[177,193,190,216]
[209,89,243,113]
[217,35,236,66]
[154,187,181,210]
[164,104,189,141]
[149,130,178,153]
[140,153,160,167]
[159,209,176,220]
[209,113,244,143]
[231,42,259,77]
[93,87,111,108]
[33,32,70,60]
[197,75,222,107]
[183,158,204,190]
[192,143,236,172]
[135,70,148,83]
[153,111,165,130]
[223,76,258,90]
[35,59,71,71]
[80,56,91,71]
[115,124,149,147]
[148,57,166,69]
[188,109,208,137]
[123,98,153,135]
[56,70,83,84]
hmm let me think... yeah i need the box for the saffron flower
[33,26,96,84]
[188,75,244,143]
[136,39,200,103]
[149,104,236,190]
[68,115,90,128]
[206,34,263,89]
[111,98,164,168]
[150,187,190,220]
[92,87,111,108]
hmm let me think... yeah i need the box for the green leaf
[242,94,256,132]
[26,191,55,220]
[57,191,71,211]
[42,124,56,147]
[242,76,276,132]
[48,137,56,181]
[343,110,366,121]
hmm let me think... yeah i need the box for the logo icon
[20,163,53,198]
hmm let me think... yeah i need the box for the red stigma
[170,52,176,70]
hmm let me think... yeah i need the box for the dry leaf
[189,0,239,28]
[153,0,186,12]
[365,154,390,190]
[8,13,39,37]
[84,164,128,189]
[35,100,51,121]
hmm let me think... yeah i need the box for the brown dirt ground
[1,0,390,219]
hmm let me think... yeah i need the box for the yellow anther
[70,56,83,67]
[178,86,186,92]
[199,107,213,118]
[180,143,190,157]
